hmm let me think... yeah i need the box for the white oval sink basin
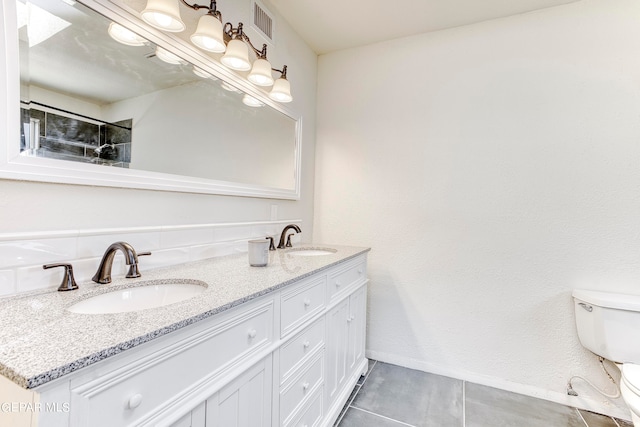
[286,248,337,257]
[68,281,207,314]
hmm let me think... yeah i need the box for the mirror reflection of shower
[15,0,299,190]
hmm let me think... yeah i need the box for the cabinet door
[206,355,272,427]
[347,285,367,375]
[170,402,206,427]
[325,298,350,407]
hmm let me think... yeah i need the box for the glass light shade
[242,95,264,107]
[269,77,292,103]
[220,39,251,71]
[248,58,274,87]
[221,81,240,92]
[190,14,225,53]
[108,22,147,46]
[193,66,212,78]
[141,0,185,32]
[155,46,183,64]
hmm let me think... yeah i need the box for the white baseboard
[365,349,632,422]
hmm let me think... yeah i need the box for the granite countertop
[0,244,370,390]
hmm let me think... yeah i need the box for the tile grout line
[575,408,589,427]
[334,385,360,426]
[349,406,417,427]
[334,360,377,426]
[363,359,377,383]
[462,380,466,427]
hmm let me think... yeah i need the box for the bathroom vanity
[0,245,369,427]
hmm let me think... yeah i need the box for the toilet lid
[622,364,640,394]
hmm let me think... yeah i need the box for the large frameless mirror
[1,0,300,198]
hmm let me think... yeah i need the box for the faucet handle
[286,234,293,247]
[265,237,276,251]
[126,251,152,278]
[43,263,79,292]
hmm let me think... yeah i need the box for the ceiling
[268,0,579,54]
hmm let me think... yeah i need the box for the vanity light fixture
[242,94,264,108]
[155,46,184,64]
[139,0,293,102]
[193,66,216,79]
[108,22,147,46]
[188,2,226,53]
[268,65,292,103]
[141,0,185,32]
[220,81,240,92]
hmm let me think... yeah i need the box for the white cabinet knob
[302,381,310,391]
[358,269,363,275]
[303,298,311,307]
[347,315,354,322]
[248,329,257,339]
[128,394,143,409]
[335,280,342,287]
[303,340,310,349]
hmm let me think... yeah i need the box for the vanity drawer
[280,317,325,384]
[328,258,366,302]
[280,351,324,425]
[281,276,326,337]
[70,300,273,427]
[286,386,323,427]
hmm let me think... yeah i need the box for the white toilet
[573,289,640,425]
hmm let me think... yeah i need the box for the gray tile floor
[335,360,634,427]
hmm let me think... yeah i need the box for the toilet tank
[573,289,640,363]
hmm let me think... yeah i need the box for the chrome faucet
[277,224,301,249]
[92,241,151,284]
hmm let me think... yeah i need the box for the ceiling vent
[252,1,274,43]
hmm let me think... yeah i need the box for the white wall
[314,0,640,418]
[0,0,317,239]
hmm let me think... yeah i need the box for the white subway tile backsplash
[71,257,104,284]
[76,231,161,258]
[212,225,252,242]
[251,224,282,244]
[0,220,301,297]
[160,226,214,249]
[137,248,189,272]
[16,265,60,293]
[188,242,236,261]
[0,238,77,269]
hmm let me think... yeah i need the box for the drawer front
[280,351,324,425]
[70,301,273,427]
[280,317,325,384]
[288,387,323,427]
[281,277,326,337]
[328,259,366,302]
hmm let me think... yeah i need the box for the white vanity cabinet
[204,355,273,427]
[325,285,367,411]
[8,253,368,427]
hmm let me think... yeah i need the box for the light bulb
[141,0,185,32]
[191,14,225,53]
[248,58,274,87]
[269,78,292,103]
[242,95,264,107]
[155,46,183,65]
[220,39,251,71]
[108,22,147,46]
[221,81,240,92]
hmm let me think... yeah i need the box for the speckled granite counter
[0,245,369,390]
